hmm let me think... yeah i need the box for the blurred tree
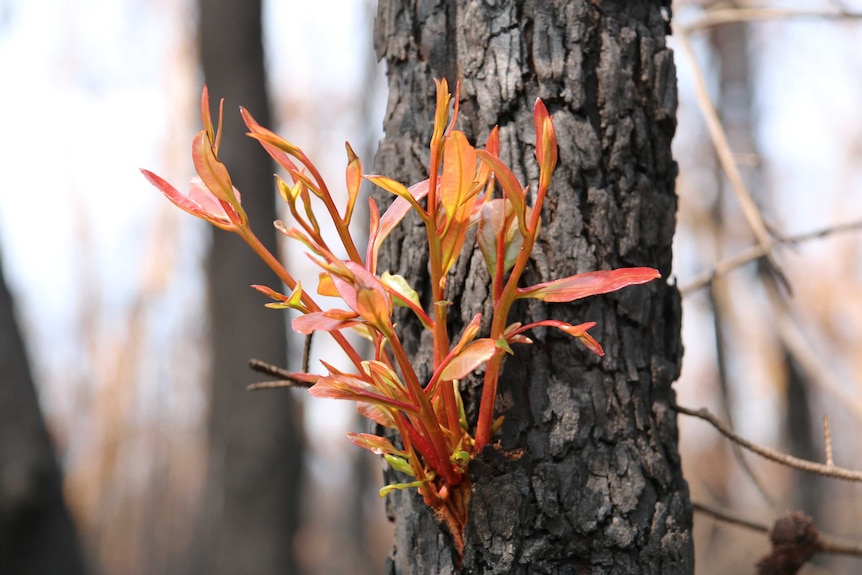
[192,1,303,574]
[0,255,87,575]
[372,1,691,573]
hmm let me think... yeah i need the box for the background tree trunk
[193,1,303,573]
[372,1,691,573]
[0,255,88,575]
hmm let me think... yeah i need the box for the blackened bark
[0,256,88,575]
[373,1,691,573]
[195,1,302,573]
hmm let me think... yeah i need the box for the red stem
[238,228,364,371]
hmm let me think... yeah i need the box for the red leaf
[512,320,605,356]
[519,267,661,302]
[533,98,550,168]
[308,368,418,414]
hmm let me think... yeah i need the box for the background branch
[675,403,862,482]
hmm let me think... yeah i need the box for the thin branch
[682,8,862,33]
[247,358,312,390]
[693,500,768,534]
[675,403,862,482]
[675,28,789,293]
[693,499,862,557]
[681,219,862,296]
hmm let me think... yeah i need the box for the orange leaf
[344,142,361,225]
[441,130,477,220]
[191,130,239,209]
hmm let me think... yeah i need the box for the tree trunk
[194,1,303,573]
[0,256,88,575]
[372,1,691,573]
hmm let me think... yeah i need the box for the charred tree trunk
[194,1,303,573]
[0,256,88,575]
[373,1,690,573]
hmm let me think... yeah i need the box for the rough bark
[373,1,690,573]
[0,256,88,575]
[194,1,303,573]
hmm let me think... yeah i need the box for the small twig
[823,416,834,468]
[675,27,790,293]
[681,219,862,296]
[675,403,862,482]
[693,499,862,557]
[693,500,769,534]
[247,358,312,390]
[682,8,862,32]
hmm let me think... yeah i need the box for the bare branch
[682,8,862,32]
[247,358,312,391]
[675,27,789,292]
[675,403,862,482]
[693,500,768,534]
[681,219,862,296]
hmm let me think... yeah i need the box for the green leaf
[477,199,524,276]
[381,272,421,308]
[378,479,429,498]
[383,454,415,476]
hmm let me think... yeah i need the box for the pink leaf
[519,267,661,302]
[346,432,403,456]
[292,310,360,335]
[141,170,242,231]
[439,338,497,381]
[357,402,396,428]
